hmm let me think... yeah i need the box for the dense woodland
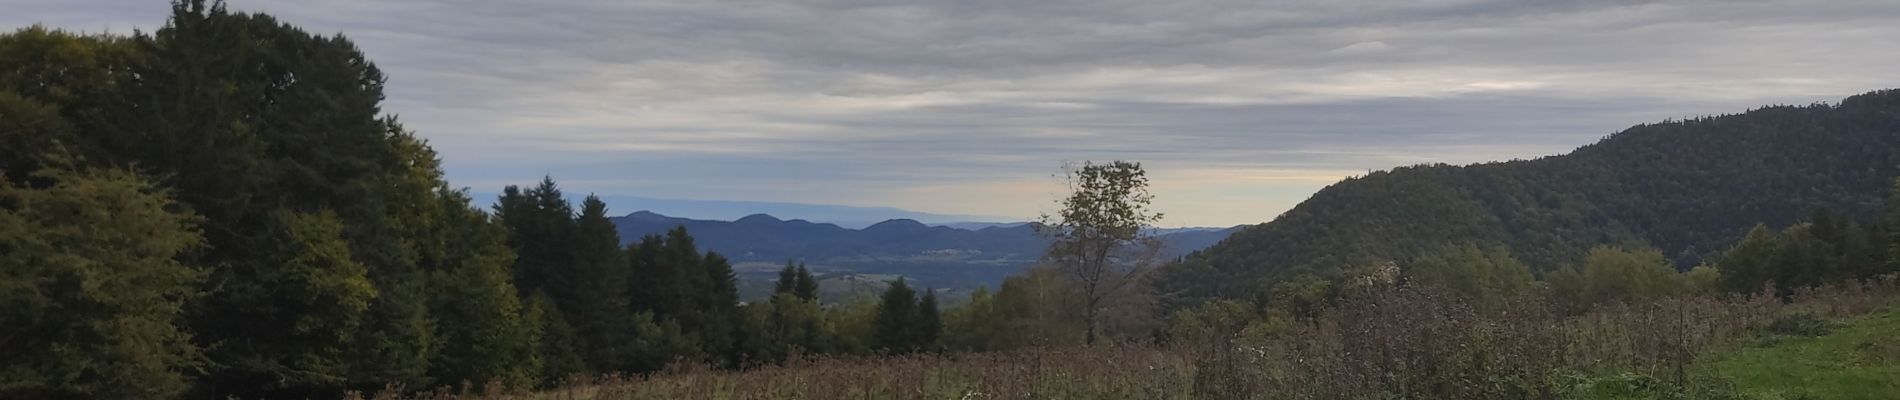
[0,3,1103,398]
[1163,89,1900,312]
[5,2,1900,400]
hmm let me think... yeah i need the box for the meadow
[348,275,1900,400]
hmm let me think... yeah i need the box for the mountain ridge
[610,210,1240,262]
[1162,89,1900,306]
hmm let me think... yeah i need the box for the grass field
[1698,307,1900,400]
[359,283,1900,400]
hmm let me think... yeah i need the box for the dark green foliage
[0,169,204,399]
[941,287,1004,352]
[621,225,752,367]
[872,278,943,354]
[0,3,600,395]
[571,195,635,371]
[795,264,819,301]
[771,261,820,303]
[525,291,586,387]
[622,312,699,372]
[918,290,943,351]
[495,178,578,298]
[1165,90,1900,308]
[1403,243,1533,311]
[776,261,800,295]
[1717,207,1896,298]
[200,210,378,395]
[424,189,536,389]
[874,278,921,353]
[1578,246,1684,305]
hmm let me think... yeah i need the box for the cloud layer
[9,0,1900,226]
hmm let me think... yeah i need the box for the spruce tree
[776,261,800,295]
[495,177,577,298]
[794,264,820,302]
[917,289,942,352]
[572,195,633,371]
[873,278,920,354]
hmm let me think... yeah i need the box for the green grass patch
[1701,308,1900,400]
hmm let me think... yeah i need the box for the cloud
[6,0,1899,226]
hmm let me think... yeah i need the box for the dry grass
[350,275,1900,400]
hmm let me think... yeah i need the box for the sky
[8,0,1900,227]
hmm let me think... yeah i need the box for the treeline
[1163,88,1900,310]
[1169,182,1900,334]
[0,3,1155,398]
[0,3,944,398]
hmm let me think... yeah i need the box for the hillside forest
[4,2,1900,399]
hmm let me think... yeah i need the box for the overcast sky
[8,0,1900,226]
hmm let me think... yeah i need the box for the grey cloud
[5,0,1899,225]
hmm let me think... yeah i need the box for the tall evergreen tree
[494,177,577,298]
[794,264,820,302]
[700,252,742,365]
[873,278,921,354]
[626,234,668,316]
[917,289,943,352]
[776,261,800,296]
[571,195,633,371]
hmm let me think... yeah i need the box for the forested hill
[611,211,1237,262]
[1161,89,1900,305]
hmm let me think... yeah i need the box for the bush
[1764,313,1836,337]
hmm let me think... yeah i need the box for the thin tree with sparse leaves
[1038,160,1164,345]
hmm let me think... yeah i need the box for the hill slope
[1162,89,1900,305]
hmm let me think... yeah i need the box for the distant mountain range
[609,211,1239,300]
[588,195,1014,229]
[610,211,1235,262]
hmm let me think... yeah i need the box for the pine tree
[794,264,820,302]
[571,195,632,371]
[495,177,577,298]
[917,289,942,352]
[700,252,742,366]
[776,261,800,295]
[873,278,920,354]
[627,234,667,315]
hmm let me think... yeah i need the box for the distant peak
[865,218,928,231]
[624,210,671,219]
[735,213,783,224]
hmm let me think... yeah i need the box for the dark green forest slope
[1163,90,1900,307]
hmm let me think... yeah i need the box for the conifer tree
[917,289,943,352]
[795,264,820,302]
[571,195,633,371]
[495,178,577,298]
[776,261,800,295]
[873,278,921,353]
